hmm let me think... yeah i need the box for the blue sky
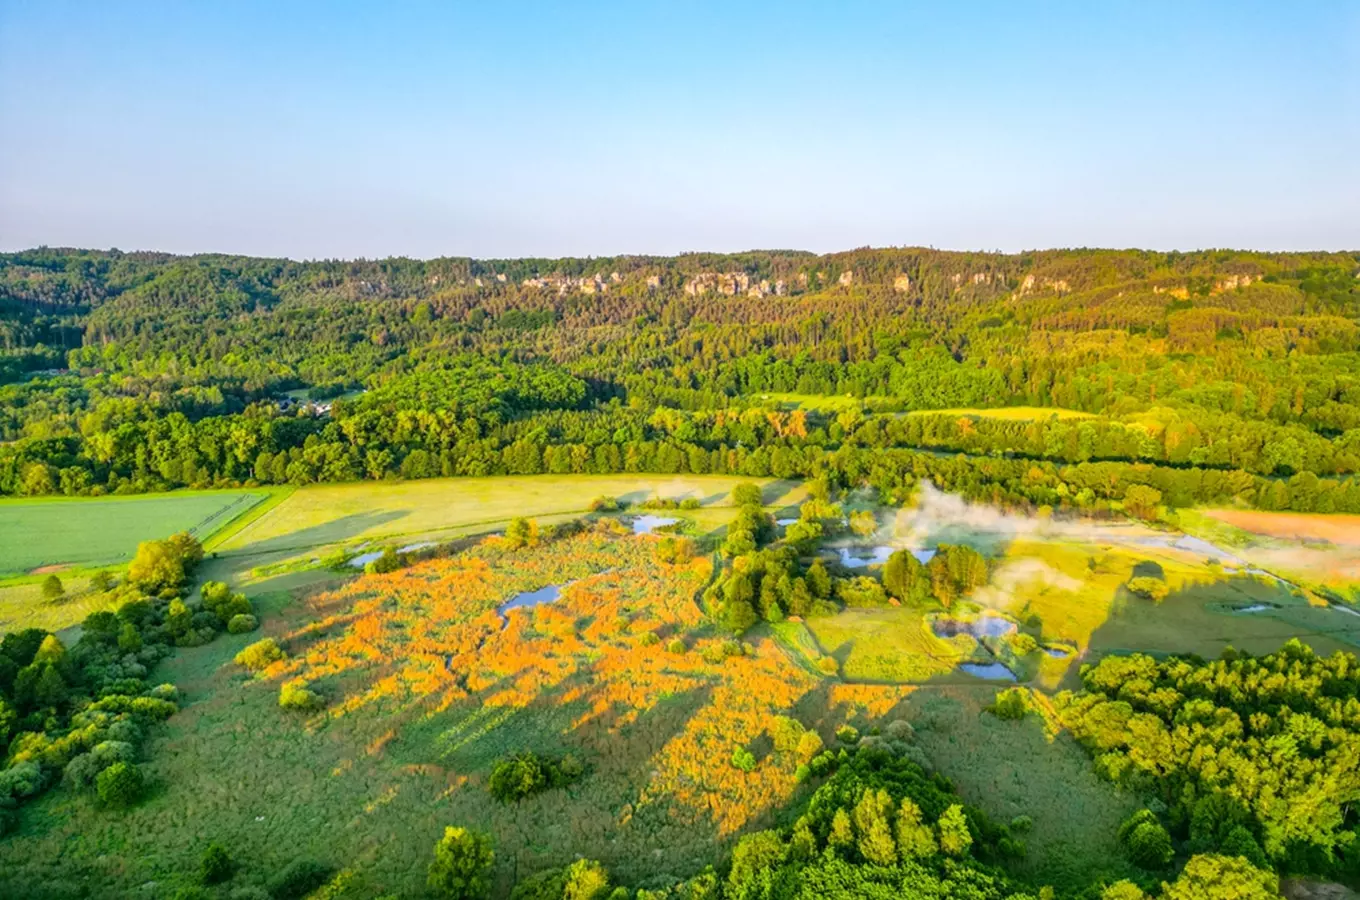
[2,1,1357,258]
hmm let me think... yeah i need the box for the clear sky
[2,1,1358,259]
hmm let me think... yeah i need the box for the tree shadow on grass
[229,509,410,556]
[1082,572,1359,663]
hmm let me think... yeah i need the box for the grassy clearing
[0,575,119,635]
[907,687,1140,892]
[217,475,805,556]
[804,608,969,682]
[754,392,888,412]
[904,406,1095,421]
[0,489,269,575]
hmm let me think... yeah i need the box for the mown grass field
[0,574,114,636]
[0,489,269,575]
[216,475,806,557]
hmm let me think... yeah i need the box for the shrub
[938,804,973,857]
[816,656,839,676]
[428,826,494,899]
[504,517,539,550]
[679,497,701,510]
[106,717,142,744]
[91,740,136,767]
[769,715,806,754]
[0,761,45,800]
[989,687,1032,720]
[1127,577,1170,603]
[638,631,660,647]
[732,483,763,507]
[667,638,687,655]
[236,638,285,672]
[488,753,547,803]
[883,719,915,743]
[365,548,402,575]
[488,752,581,802]
[95,761,144,809]
[266,859,331,899]
[227,614,259,634]
[836,725,860,744]
[41,574,65,602]
[64,752,105,789]
[1123,485,1163,520]
[588,496,620,512]
[511,859,611,900]
[730,746,757,772]
[279,680,323,711]
[836,576,889,608]
[200,842,234,885]
[848,509,877,537]
[1119,810,1174,868]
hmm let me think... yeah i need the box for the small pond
[349,550,385,568]
[632,515,679,535]
[498,583,564,615]
[932,613,1017,639]
[1235,603,1278,614]
[776,517,799,527]
[398,540,437,554]
[959,662,1018,681]
[837,547,936,568]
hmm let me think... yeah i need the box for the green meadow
[0,490,269,575]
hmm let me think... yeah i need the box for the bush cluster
[487,751,584,803]
[0,533,230,818]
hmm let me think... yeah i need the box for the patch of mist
[970,558,1083,611]
[895,482,1150,549]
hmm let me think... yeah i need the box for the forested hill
[3,246,1360,513]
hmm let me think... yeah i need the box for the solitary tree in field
[40,575,64,601]
[504,517,538,550]
[732,482,763,507]
[427,826,494,899]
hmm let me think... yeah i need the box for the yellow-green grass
[216,475,806,557]
[0,575,118,636]
[0,489,270,575]
[754,392,889,412]
[905,406,1095,421]
[907,687,1140,892]
[804,608,972,682]
[977,537,1360,683]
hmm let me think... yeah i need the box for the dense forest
[3,246,1360,514]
